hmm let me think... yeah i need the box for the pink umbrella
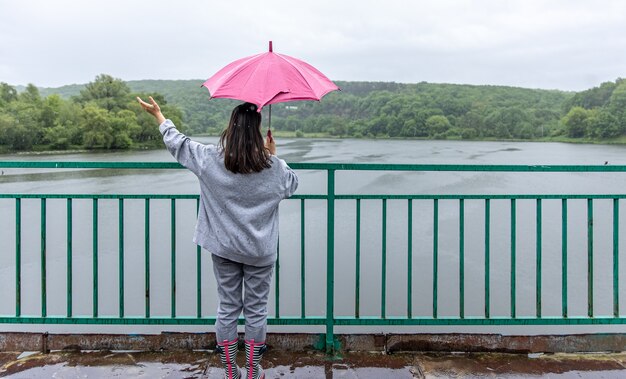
[202,41,339,129]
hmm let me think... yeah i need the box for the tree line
[0,74,183,151]
[560,79,626,139]
[3,75,626,152]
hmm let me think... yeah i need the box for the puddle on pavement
[1,351,626,378]
[4,362,204,378]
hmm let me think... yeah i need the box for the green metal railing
[1,162,626,353]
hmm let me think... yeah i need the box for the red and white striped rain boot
[244,339,267,379]
[216,338,241,379]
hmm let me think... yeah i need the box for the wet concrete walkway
[1,350,626,378]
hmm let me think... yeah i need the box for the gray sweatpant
[211,254,274,343]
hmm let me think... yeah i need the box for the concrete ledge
[1,332,625,353]
[386,333,626,353]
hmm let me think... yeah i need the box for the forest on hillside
[2,75,626,151]
[0,75,183,151]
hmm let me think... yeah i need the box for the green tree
[588,110,620,138]
[40,94,63,129]
[401,119,418,137]
[0,82,18,105]
[608,81,626,120]
[562,107,590,138]
[78,74,131,112]
[426,115,451,137]
[0,112,35,150]
[19,84,41,104]
[8,96,44,146]
[81,105,114,149]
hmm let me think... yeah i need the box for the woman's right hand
[265,129,276,155]
[137,96,166,125]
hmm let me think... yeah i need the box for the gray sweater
[160,120,299,266]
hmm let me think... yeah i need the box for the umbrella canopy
[202,41,339,111]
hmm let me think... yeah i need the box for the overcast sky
[1,0,625,91]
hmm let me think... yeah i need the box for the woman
[138,96,298,379]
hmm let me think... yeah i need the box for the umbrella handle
[268,104,272,132]
[267,104,273,144]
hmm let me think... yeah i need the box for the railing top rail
[1,161,626,172]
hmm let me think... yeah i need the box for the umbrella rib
[203,53,263,96]
[240,59,264,97]
[274,53,318,96]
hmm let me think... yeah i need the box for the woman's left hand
[265,129,276,155]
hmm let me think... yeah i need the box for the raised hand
[137,96,165,125]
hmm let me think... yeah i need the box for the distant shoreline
[2,133,625,156]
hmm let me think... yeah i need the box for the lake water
[1,138,626,335]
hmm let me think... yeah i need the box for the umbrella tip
[269,41,273,52]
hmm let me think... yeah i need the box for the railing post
[484,199,490,319]
[536,199,542,318]
[381,199,387,319]
[118,199,124,318]
[41,198,47,318]
[300,199,306,318]
[614,198,620,317]
[433,199,439,319]
[15,198,21,318]
[145,198,151,318]
[326,169,336,353]
[355,199,361,319]
[67,198,73,318]
[510,199,516,319]
[92,199,98,318]
[275,237,280,318]
[196,198,202,319]
[459,199,465,319]
[562,199,568,318]
[587,199,593,317]
[171,199,176,318]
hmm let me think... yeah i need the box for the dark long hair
[220,102,271,174]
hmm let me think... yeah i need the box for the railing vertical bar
[459,199,465,319]
[275,237,280,318]
[407,199,413,319]
[41,198,47,317]
[484,199,490,319]
[66,198,73,318]
[614,198,620,318]
[326,169,336,353]
[511,199,516,319]
[145,199,150,318]
[562,199,568,318]
[15,198,21,317]
[196,198,201,319]
[433,199,439,319]
[118,199,124,318]
[536,199,542,318]
[171,199,176,318]
[381,199,387,319]
[300,199,306,318]
[587,199,593,317]
[355,199,361,319]
[92,198,98,318]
